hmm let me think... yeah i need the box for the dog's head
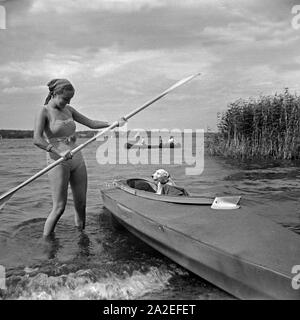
[151,169,170,184]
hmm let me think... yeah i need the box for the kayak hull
[101,180,300,300]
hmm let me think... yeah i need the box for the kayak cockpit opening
[127,178,157,193]
[112,179,241,207]
[126,178,190,196]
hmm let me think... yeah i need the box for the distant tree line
[0,130,33,139]
[0,130,97,139]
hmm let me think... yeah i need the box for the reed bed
[208,89,300,159]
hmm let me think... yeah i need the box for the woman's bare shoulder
[66,104,76,113]
[35,105,49,120]
[34,106,49,133]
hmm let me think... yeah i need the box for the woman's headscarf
[44,79,75,105]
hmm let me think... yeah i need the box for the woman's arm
[33,107,51,151]
[33,108,64,157]
[68,106,109,129]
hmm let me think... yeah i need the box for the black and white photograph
[0,0,300,305]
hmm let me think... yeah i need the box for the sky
[0,0,300,131]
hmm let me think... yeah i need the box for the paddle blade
[211,196,241,210]
[0,192,14,211]
[162,73,201,95]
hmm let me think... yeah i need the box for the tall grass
[209,89,300,159]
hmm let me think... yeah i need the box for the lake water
[0,138,299,300]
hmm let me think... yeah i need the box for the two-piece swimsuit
[44,106,85,171]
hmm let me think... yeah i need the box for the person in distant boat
[140,137,146,146]
[168,136,175,147]
[159,136,163,148]
[168,136,175,144]
[34,79,126,237]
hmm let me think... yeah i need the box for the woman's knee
[51,203,66,216]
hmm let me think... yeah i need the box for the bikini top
[44,106,76,142]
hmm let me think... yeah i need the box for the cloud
[0,45,216,85]
[0,77,10,85]
[1,0,300,130]
[92,48,163,77]
[29,0,292,16]
[2,85,44,94]
[0,55,82,80]
[29,0,166,14]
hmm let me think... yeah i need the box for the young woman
[34,79,125,237]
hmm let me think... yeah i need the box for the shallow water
[0,138,299,300]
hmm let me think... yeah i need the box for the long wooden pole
[0,73,200,210]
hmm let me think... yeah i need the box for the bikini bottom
[46,140,86,172]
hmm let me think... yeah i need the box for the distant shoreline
[0,130,216,139]
[0,130,98,139]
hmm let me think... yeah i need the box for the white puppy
[151,169,176,195]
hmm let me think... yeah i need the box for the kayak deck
[101,183,300,299]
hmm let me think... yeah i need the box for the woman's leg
[44,164,70,236]
[70,161,87,230]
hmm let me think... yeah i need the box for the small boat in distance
[125,142,181,149]
[101,178,300,300]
